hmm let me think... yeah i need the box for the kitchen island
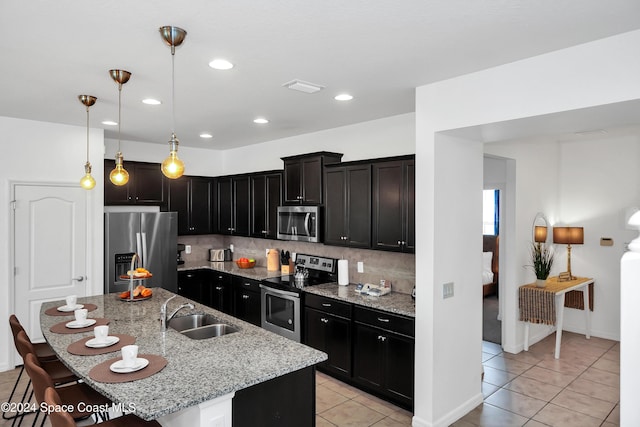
[40,288,327,426]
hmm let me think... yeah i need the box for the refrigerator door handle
[136,232,142,265]
[141,232,148,268]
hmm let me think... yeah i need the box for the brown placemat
[88,354,167,383]
[519,286,556,325]
[44,303,98,316]
[49,318,110,334]
[66,334,136,356]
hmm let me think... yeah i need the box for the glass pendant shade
[109,152,129,186]
[78,94,97,190]
[161,134,185,179]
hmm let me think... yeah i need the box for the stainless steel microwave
[277,206,321,243]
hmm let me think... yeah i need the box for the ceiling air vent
[282,79,325,94]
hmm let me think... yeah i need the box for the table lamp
[553,226,584,280]
[534,226,548,244]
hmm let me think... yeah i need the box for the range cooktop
[261,253,337,294]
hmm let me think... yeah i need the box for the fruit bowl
[236,259,256,269]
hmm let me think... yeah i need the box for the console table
[519,276,593,359]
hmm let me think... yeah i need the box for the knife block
[281,261,294,274]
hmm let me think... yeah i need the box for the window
[483,189,499,235]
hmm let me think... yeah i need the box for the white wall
[0,116,105,372]
[414,29,640,427]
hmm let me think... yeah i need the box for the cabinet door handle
[321,318,329,323]
[322,303,332,307]
[244,282,252,287]
[397,240,402,245]
[218,275,223,279]
[378,335,387,342]
[215,286,223,291]
[242,294,250,300]
[377,317,390,323]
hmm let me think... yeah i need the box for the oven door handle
[259,284,300,298]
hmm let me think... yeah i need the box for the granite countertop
[179,261,415,317]
[178,260,284,281]
[305,283,415,318]
[40,288,327,421]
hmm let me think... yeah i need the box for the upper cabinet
[104,160,167,207]
[168,176,213,235]
[372,157,415,253]
[282,152,342,205]
[250,171,282,239]
[324,163,371,248]
[216,175,250,236]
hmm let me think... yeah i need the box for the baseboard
[410,392,483,427]
[0,362,13,373]
[562,324,620,341]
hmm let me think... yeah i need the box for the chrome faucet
[160,295,195,332]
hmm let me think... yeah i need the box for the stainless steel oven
[260,285,301,342]
[260,254,337,342]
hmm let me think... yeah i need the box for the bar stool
[6,315,74,424]
[24,353,112,427]
[44,386,161,427]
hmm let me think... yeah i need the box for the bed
[482,235,499,297]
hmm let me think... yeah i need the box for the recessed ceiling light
[142,98,162,105]
[209,59,234,70]
[334,94,353,101]
[253,118,269,124]
[200,133,213,139]
[102,120,118,126]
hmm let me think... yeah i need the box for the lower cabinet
[210,272,233,315]
[233,276,261,326]
[177,270,212,306]
[352,307,414,409]
[304,294,352,378]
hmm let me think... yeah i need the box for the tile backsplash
[178,235,416,294]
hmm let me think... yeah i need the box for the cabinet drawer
[232,276,261,293]
[354,306,414,337]
[305,294,352,318]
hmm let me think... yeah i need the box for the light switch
[443,282,454,299]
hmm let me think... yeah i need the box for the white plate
[85,336,120,348]
[65,318,97,329]
[57,304,85,312]
[110,358,149,373]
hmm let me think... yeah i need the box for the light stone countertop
[179,262,415,317]
[304,283,415,318]
[40,288,327,421]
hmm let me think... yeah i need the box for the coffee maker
[177,243,185,265]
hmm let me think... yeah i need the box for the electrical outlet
[185,245,191,254]
[443,282,454,299]
[357,261,364,273]
[229,244,234,252]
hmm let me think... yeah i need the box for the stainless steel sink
[180,324,239,339]
[168,314,239,339]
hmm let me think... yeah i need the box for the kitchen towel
[338,259,349,286]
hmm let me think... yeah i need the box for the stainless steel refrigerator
[104,212,178,294]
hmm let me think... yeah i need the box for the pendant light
[159,26,187,179]
[108,69,132,186]
[78,95,97,190]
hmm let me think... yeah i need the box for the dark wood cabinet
[216,176,250,236]
[282,152,342,205]
[324,164,371,248]
[250,172,282,239]
[169,176,213,235]
[304,294,352,378]
[104,160,167,207]
[210,271,233,314]
[372,157,415,253]
[233,276,261,326]
[177,269,211,306]
[352,306,414,409]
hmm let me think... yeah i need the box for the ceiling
[2,1,640,151]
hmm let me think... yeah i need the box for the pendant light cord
[85,105,90,163]
[117,83,122,152]
[171,51,175,135]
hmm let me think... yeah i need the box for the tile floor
[0,332,620,427]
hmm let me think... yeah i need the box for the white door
[12,183,88,347]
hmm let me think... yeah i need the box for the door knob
[72,276,85,282]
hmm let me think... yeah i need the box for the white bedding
[482,251,494,285]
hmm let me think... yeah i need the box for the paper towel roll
[338,259,349,286]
